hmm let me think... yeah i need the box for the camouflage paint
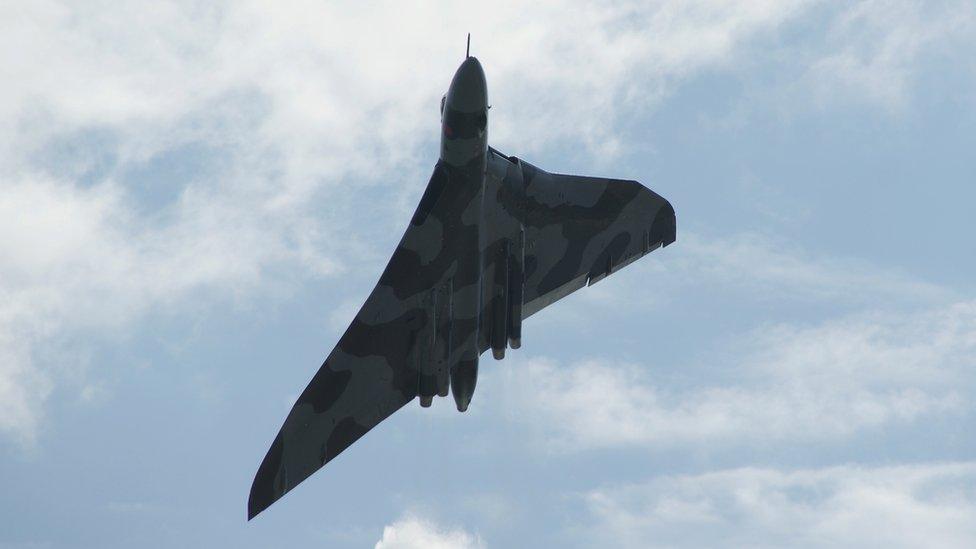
[248,56,675,520]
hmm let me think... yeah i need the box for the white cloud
[0,329,51,446]
[0,0,824,175]
[803,0,976,111]
[0,172,304,443]
[498,301,975,449]
[375,514,483,549]
[582,462,976,548]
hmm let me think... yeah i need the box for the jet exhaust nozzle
[451,356,478,412]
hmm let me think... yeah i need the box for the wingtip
[247,488,268,521]
[247,431,285,521]
[651,200,676,247]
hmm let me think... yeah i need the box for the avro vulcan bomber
[248,49,676,519]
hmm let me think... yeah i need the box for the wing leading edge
[248,161,478,520]
[247,289,420,519]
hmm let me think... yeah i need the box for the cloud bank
[499,300,974,449]
[583,462,976,549]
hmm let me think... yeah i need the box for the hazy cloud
[674,232,953,304]
[570,231,955,318]
[803,0,976,111]
[499,301,974,449]
[582,462,976,548]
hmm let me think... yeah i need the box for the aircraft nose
[446,57,487,113]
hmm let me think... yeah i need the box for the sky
[1,1,975,547]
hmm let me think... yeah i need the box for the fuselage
[416,56,491,411]
[431,57,531,409]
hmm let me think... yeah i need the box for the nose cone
[446,57,487,113]
[440,57,488,167]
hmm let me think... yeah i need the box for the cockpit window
[443,108,487,140]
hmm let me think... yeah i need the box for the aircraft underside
[248,52,676,520]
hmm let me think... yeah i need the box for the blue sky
[2,1,975,547]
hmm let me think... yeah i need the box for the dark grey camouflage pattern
[248,56,676,519]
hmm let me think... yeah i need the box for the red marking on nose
[444,125,453,138]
